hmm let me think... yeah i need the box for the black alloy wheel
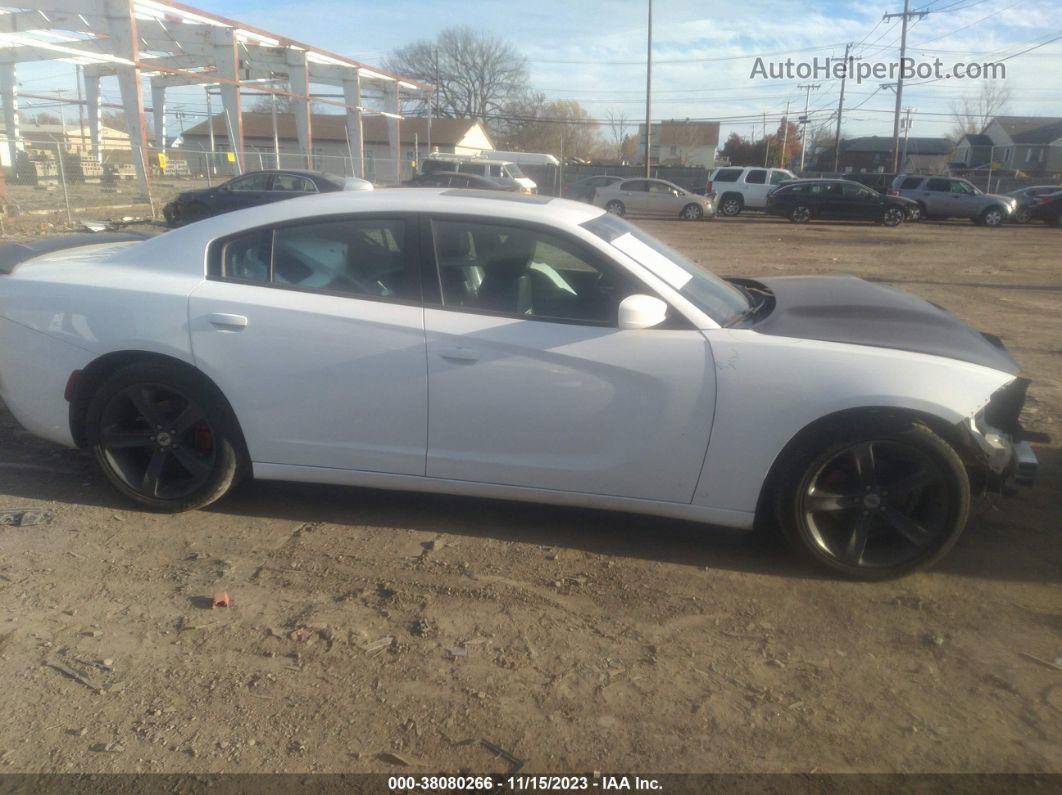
[88,363,242,511]
[776,422,970,579]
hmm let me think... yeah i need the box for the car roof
[109,189,605,274]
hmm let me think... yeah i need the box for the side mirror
[618,294,668,330]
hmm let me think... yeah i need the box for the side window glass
[229,173,272,191]
[901,177,923,190]
[220,229,272,283]
[745,170,767,184]
[273,174,315,192]
[769,171,789,185]
[926,178,950,192]
[432,219,636,325]
[270,218,412,300]
[714,169,742,182]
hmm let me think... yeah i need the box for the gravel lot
[0,213,1059,775]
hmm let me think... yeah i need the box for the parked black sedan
[1003,185,1062,223]
[1028,190,1062,227]
[162,169,372,227]
[402,172,520,191]
[766,178,916,226]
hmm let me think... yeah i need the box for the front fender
[694,329,1015,515]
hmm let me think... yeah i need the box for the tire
[773,419,970,580]
[162,203,181,227]
[1047,214,1062,228]
[86,362,243,512]
[909,202,926,222]
[719,194,743,217]
[978,206,1005,227]
[882,206,905,227]
[1013,207,1031,224]
[681,203,703,221]
[789,204,812,224]
[605,200,625,216]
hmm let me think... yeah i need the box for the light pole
[644,0,652,178]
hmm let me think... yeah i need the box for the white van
[421,155,538,193]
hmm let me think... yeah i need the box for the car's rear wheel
[882,206,905,227]
[681,203,703,221]
[774,420,970,579]
[909,202,926,222]
[605,200,625,216]
[87,363,242,512]
[977,206,1005,227]
[1012,207,1031,224]
[719,194,743,217]
[789,204,812,224]
[162,203,181,227]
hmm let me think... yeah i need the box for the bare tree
[605,109,630,148]
[386,27,528,122]
[950,81,1011,138]
[495,92,601,160]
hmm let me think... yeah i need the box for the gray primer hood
[748,275,1020,375]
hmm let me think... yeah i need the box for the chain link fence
[0,142,409,236]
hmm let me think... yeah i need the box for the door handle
[206,312,248,330]
[438,346,480,363]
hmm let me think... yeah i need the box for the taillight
[887,189,899,196]
[1038,196,1057,204]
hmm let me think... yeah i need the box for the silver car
[593,178,716,221]
[889,175,1016,226]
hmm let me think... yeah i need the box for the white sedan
[592,177,716,220]
[0,189,1037,578]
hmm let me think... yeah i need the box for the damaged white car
[0,190,1038,578]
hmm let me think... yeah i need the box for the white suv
[709,166,796,216]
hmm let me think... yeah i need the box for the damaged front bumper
[963,377,1042,491]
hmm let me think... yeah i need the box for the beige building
[636,120,720,169]
[180,113,493,182]
[0,120,131,169]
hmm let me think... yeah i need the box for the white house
[980,116,1062,175]
[636,120,720,169]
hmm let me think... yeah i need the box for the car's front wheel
[882,206,905,227]
[774,420,970,579]
[681,203,703,221]
[86,362,243,512]
[977,206,1006,227]
[605,200,625,216]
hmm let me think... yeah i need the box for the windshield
[504,163,526,178]
[581,213,749,324]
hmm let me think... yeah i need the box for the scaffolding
[0,0,432,211]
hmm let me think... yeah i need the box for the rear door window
[900,177,923,190]
[745,170,767,184]
[272,174,316,192]
[925,178,951,192]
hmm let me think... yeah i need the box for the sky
[14,0,1062,151]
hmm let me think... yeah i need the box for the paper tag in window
[611,233,692,290]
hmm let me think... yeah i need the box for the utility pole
[780,100,791,169]
[644,0,653,178]
[797,83,819,172]
[900,106,913,170]
[884,0,929,172]
[271,89,280,169]
[833,43,851,173]
[75,64,86,152]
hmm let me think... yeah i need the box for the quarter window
[431,219,636,325]
[714,169,743,182]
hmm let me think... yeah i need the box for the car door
[188,214,428,474]
[841,181,883,221]
[922,177,953,217]
[618,179,651,212]
[948,179,981,218]
[421,216,716,503]
[742,169,770,208]
[215,172,275,213]
[643,180,680,215]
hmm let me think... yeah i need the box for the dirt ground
[0,213,1059,777]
